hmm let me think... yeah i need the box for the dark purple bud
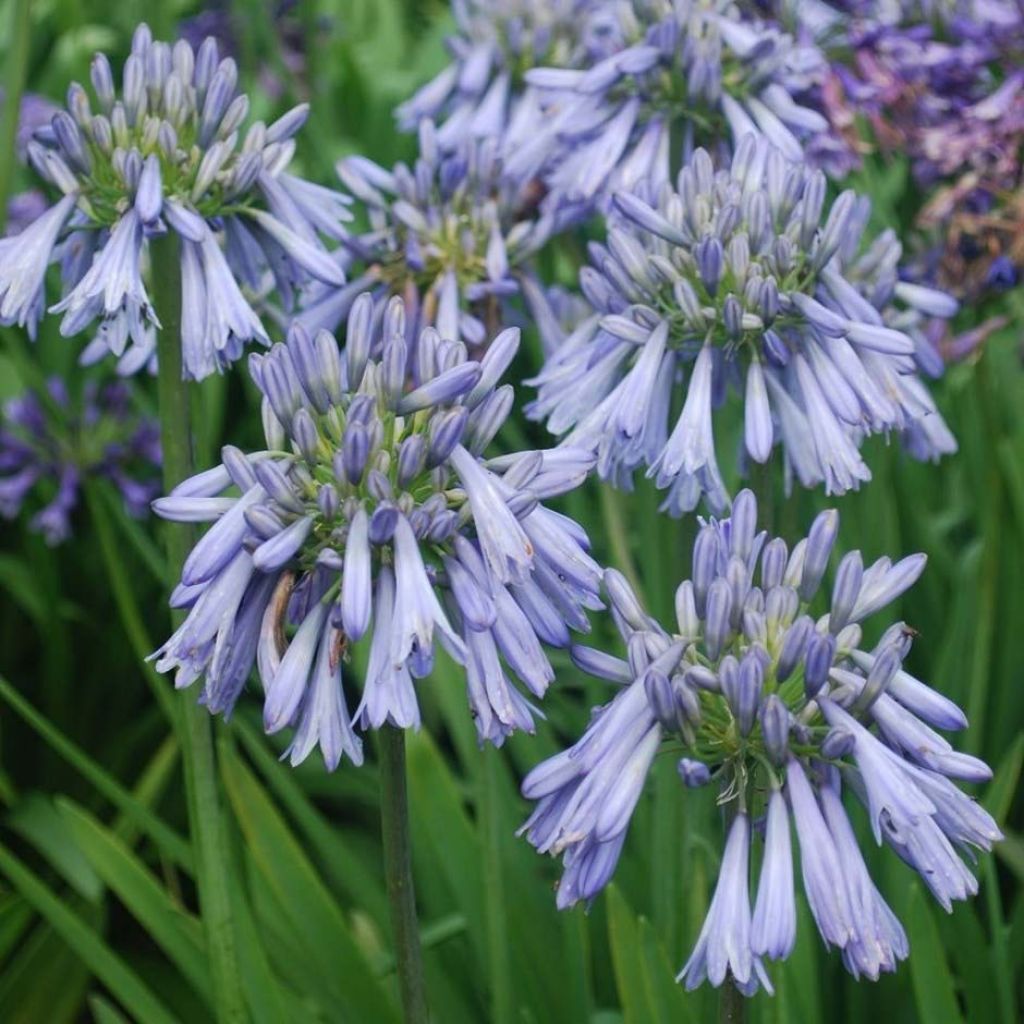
[368,502,398,544]
[857,643,901,711]
[678,758,711,788]
[672,674,702,725]
[760,537,788,590]
[704,577,732,661]
[762,328,789,367]
[291,408,320,461]
[821,727,855,760]
[829,550,863,635]
[803,632,836,698]
[684,665,719,691]
[729,489,757,561]
[645,669,676,729]
[427,407,468,467]
[760,694,790,764]
[342,421,369,484]
[776,614,813,682]
[366,469,392,501]
[799,509,839,601]
[692,524,719,617]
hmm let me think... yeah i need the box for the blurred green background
[0,1,1021,1022]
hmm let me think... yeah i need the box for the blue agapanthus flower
[509,0,833,214]
[1,23,350,380]
[396,0,603,152]
[529,138,958,515]
[152,291,601,766]
[306,120,574,351]
[521,489,1000,993]
[0,376,161,544]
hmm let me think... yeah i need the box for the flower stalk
[151,232,246,1024]
[378,725,429,1024]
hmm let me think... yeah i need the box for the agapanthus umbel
[310,120,568,350]
[0,22,350,380]
[521,489,1000,993]
[511,0,833,213]
[529,138,958,516]
[152,291,601,766]
[396,0,602,153]
[0,376,161,544]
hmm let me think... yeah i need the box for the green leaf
[88,995,132,1024]
[0,916,92,1024]
[906,883,965,1024]
[219,740,400,1023]
[606,886,695,1024]
[57,798,211,1000]
[234,716,389,927]
[984,732,1024,823]
[6,795,103,903]
[404,729,487,965]
[0,554,49,631]
[0,844,179,1024]
[0,675,192,872]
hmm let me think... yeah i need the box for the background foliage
[0,1,1021,1022]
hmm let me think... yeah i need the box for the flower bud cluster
[317,120,571,350]
[2,23,350,379]
[529,138,958,514]
[153,291,602,765]
[513,0,833,213]
[396,0,600,152]
[521,489,999,990]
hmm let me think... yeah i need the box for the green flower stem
[598,483,646,604]
[0,0,32,231]
[481,745,513,1024]
[150,233,247,1024]
[718,976,746,1024]
[378,726,429,1024]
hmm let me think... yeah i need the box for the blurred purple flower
[0,376,161,544]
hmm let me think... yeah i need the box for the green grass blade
[0,675,192,872]
[57,798,212,999]
[219,739,401,1023]
[906,884,965,1024]
[0,844,179,1024]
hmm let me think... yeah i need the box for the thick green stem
[150,234,246,1024]
[481,746,513,1024]
[378,726,429,1024]
[0,0,32,230]
[718,976,746,1024]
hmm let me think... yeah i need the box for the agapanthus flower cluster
[396,0,601,153]
[529,139,958,515]
[511,0,833,214]
[152,291,602,765]
[1,23,350,380]
[520,489,1000,992]
[0,376,161,544]
[316,120,567,349]
[810,0,1024,296]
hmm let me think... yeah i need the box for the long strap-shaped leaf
[0,844,179,1024]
